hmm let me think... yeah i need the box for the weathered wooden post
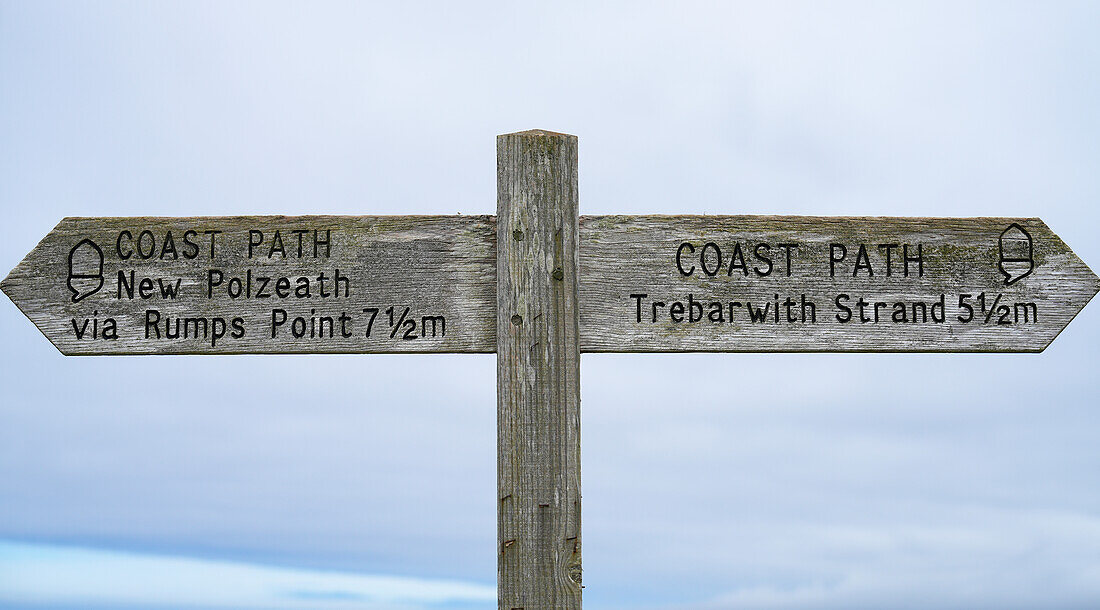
[3,131,1099,609]
[496,130,583,608]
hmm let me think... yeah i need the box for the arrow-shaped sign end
[2,255,29,312]
[0,274,13,300]
[1,219,79,356]
[1032,224,1100,353]
[0,251,23,300]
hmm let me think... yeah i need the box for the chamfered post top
[498,129,576,140]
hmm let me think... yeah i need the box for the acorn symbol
[998,223,1033,286]
[67,239,104,302]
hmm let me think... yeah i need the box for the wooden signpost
[3,130,1099,608]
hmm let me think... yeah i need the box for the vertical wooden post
[497,130,582,609]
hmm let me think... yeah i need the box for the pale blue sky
[2,2,1100,609]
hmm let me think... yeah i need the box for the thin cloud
[0,540,495,609]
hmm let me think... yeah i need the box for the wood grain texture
[496,131,582,608]
[3,215,1097,354]
[579,215,1099,352]
[0,216,496,354]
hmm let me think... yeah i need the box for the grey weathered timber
[3,215,1098,354]
[578,215,1100,353]
[1,216,496,354]
[496,130,582,608]
[2,134,1100,610]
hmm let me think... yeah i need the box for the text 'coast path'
[3,215,1097,355]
